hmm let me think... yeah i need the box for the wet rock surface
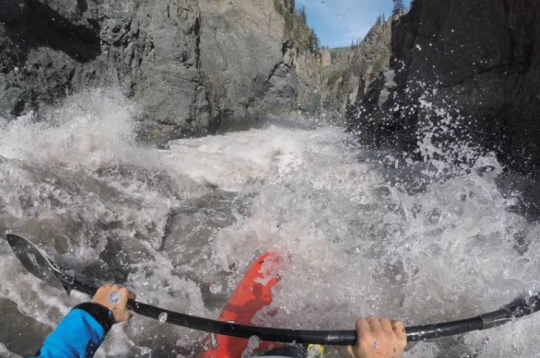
[320,16,395,116]
[0,0,323,140]
[348,0,540,174]
[0,298,52,357]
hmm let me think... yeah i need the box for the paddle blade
[6,234,66,291]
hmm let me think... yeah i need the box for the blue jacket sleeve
[30,303,115,358]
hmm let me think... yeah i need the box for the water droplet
[159,312,168,324]
[108,290,120,305]
[209,282,223,294]
[307,345,324,358]
[140,347,152,355]
[241,336,261,358]
[27,253,38,267]
[248,336,260,349]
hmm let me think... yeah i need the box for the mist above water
[0,89,539,358]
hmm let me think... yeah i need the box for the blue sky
[296,0,413,48]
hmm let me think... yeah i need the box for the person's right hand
[92,284,136,323]
[347,316,407,358]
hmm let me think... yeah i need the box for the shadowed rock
[347,0,540,175]
[0,0,325,140]
[0,298,53,357]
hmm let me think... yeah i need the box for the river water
[1,89,540,358]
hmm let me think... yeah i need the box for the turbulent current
[1,90,540,358]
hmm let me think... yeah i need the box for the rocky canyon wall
[0,0,322,140]
[348,0,540,174]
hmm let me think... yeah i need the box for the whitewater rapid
[1,89,540,358]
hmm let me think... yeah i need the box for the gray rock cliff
[0,0,323,138]
[348,0,540,174]
[0,0,211,140]
[199,0,322,129]
[319,16,395,119]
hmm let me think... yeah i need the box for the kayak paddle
[5,233,540,345]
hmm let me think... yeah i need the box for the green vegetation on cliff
[274,0,320,53]
[317,15,396,115]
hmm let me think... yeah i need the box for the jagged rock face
[353,19,393,98]
[199,0,295,125]
[320,18,393,117]
[0,0,322,138]
[0,0,211,139]
[199,0,322,128]
[0,0,100,115]
[294,47,322,114]
[348,0,540,174]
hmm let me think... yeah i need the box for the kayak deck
[199,252,282,358]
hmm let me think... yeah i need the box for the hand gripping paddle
[6,233,540,345]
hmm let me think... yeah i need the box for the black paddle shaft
[56,269,529,344]
[6,233,540,345]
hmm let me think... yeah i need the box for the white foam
[0,343,22,358]
[1,90,540,357]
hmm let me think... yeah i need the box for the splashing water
[0,89,540,358]
[159,313,168,324]
[109,290,121,306]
